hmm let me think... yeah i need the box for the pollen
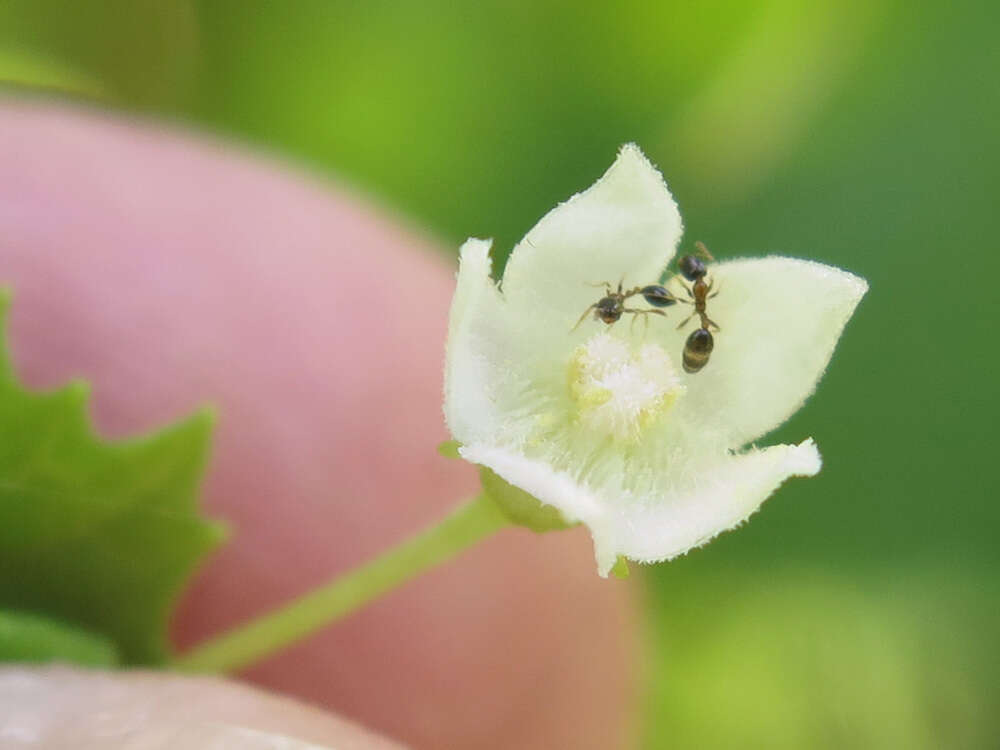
[568,333,684,442]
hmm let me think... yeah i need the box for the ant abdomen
[682,328,714,373]
[640,285,677,308]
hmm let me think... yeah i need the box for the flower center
[568,333,684,441]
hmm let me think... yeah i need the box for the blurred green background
[1,0,996,746]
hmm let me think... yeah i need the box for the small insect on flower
[673,241,721,373]
[444,144,867,576]
[571,280,678,331]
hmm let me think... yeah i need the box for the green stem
[173,492,507,673]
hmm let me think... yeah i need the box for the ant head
[595,296,623,324]
[678,254,707,282]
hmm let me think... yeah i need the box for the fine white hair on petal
[664,257,868,449]
[444,238,506,446]
[462,439,821,577]
[500,144,683,328]
[460,443,607,524]
[601,439,822,572]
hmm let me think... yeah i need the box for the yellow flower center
[568,333,684,442]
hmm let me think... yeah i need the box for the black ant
[571,280,678,331]
[673,241,720,373]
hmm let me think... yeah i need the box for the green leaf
[0,291,226,665]
[0,610,119,667]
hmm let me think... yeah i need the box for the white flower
[444,145,867,576]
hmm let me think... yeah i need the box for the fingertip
[0,98,640,750]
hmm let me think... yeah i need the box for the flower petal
[665,257,867,448]
[460,442,615,568]
[501,144,682,328]
[462,439,820,576]
[444,238,507,445]
[461,442,607,525]
[445,236,587,456]
[602,440,821,572]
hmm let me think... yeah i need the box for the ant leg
[624,308,663,335]
[626,308,666,335]
[705,316,721,331]
[644,309,664,336]
[621,286,644,300]
[676,312,695,330]
[571,304,597,332]
[663,273,690,298]
[624,307,666,319]
[584,281,614,297]
[633,310,653,340]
